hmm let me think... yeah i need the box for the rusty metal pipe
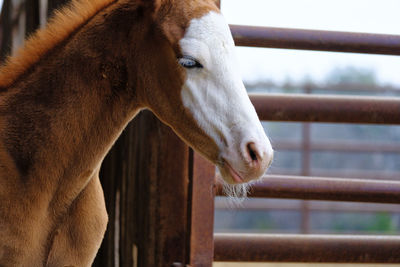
[250,93,400,124]
[274,140,400,153]
[216,175,400,204]
[270,168,400,181]
[214,198,400,214]
[246,82,400,93]
[231,25,400,55]
[214,233,400,263]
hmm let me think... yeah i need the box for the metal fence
[212,1,400,264]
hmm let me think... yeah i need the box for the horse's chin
[216,168,252,201]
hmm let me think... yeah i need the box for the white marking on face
[179,11,273,186]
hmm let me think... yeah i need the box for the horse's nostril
[247,142,258,162]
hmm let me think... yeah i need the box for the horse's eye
[178,56,203,69]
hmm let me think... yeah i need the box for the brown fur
[0,0,219,265]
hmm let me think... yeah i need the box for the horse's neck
[0,3,142,207]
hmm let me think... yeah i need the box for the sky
[221,0,400,86]
[0,0,398,86]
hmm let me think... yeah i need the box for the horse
[0,0,273,265]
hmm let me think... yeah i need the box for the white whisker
[216,171,250,206]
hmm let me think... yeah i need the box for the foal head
[133,0,273,194]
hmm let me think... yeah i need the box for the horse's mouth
[223,161,245,184]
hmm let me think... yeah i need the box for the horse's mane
[0,0,116,88]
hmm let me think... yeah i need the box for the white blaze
[180,11,273,185]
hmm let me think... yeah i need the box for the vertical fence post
[188,151,216,267]
[0,0,13,60]
[300,84,312,234]
[121,111,191,267]
[25,0,39,36]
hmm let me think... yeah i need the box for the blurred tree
[326,66,377,85]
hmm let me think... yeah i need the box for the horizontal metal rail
[246,81,400,93]
[216,175,400,203]
[231,25,400,55]
[269,168,400,181]
[250,93,400,124]
[214,233,400,263]
[215,198,400,214]
[274,140,400,153]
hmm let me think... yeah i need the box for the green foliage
[332,212,396,234]
[254,218,276,230]
[325,66,377,85]
[368,212,397,233]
